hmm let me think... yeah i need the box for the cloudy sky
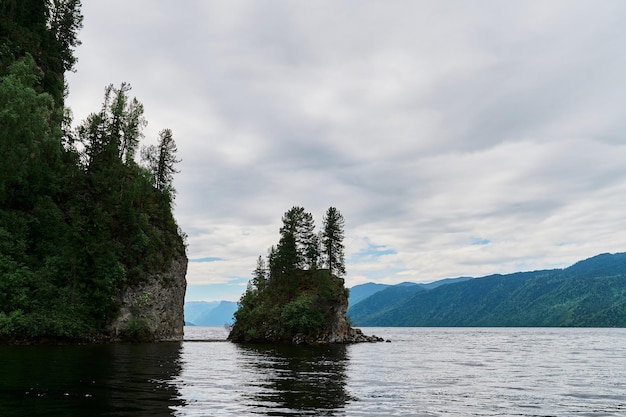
[66,1,626,302]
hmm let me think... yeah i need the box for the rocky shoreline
[291,327,385,345]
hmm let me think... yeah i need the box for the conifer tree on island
[228,206,382,344]
[322,207,346,277]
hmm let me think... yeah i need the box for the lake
[1,327,625,416]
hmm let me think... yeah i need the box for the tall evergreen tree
[275,206,319,274]
[252,255,267,292]
[298,210,318,269]
[79,83,146,170]
[141,128,180,197]
[322,207,346,277]
[276,210,299,278]
[47,0,83,72]
[111,82,145,164]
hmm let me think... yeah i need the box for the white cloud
[66,1,626,301]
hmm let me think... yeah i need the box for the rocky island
[228,207,382,345]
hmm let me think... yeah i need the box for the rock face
[107,256,188,341]
[297,289,383,345]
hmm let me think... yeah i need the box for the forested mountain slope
[348,283,424,323]
[351,253,626,327]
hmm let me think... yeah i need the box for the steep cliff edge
[316,290,384,344]
[108,256,188,342]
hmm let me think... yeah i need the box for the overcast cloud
[66,1,626,301]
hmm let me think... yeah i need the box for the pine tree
[141,128,180,198]
[252,255,267,291]
[47,0,84,73]
[110,83,145,164]
[275,206,319,274]
[322,207,346,277]
[298,210,318,269]
[276,211,298,277]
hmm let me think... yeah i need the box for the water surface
[1,327,625,416]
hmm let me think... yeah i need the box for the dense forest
[228,206,349,343]
[349,252,626,327]
[0,0,185,340]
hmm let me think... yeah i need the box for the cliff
[108,256,188,342]
[306,285,383,344]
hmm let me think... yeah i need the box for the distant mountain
[418,276,473,290]
[348,283,424,320]
[347,277,472,309]
[184,301,238,326]
[348,283,391,306]
[347,277,474,322]
[184,301,221,324]
[350,252,626,327]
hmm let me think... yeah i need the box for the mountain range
[184,301,238,326]
[185,252,626,328]
[347,252,626,327]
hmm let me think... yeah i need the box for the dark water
[0,342,183,416]
[2,327,626,416]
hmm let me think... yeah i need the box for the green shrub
[282,294,324,336]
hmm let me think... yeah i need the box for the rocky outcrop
[292,327,384,344]
[229,269,383,345]
[107,256,187,342]
[292,280,383,345]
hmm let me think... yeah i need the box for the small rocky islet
[227,206,384,345]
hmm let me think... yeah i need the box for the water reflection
[237,343,353,415]
[0,342,184,417]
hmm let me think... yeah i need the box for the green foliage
[282,294,325,335]
[229,207,349,343]
[0,54,56,207]
[123,316,152,342]
[0,0,83,106]
[78,83,146,169]
[0,7,185,342]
